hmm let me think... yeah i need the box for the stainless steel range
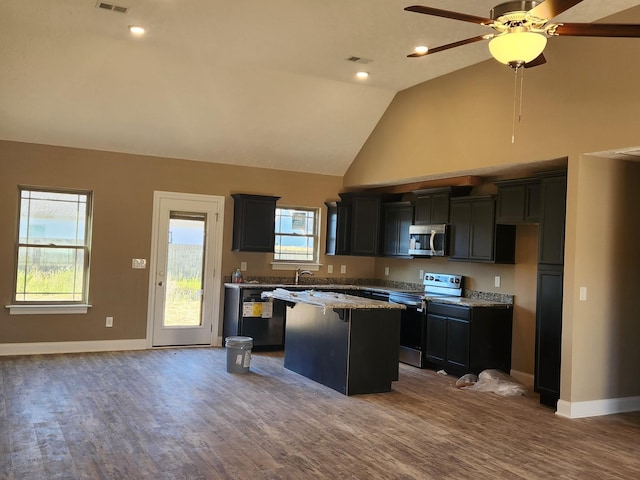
[390,272,464,368]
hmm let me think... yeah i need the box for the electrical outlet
[340,265,347,274]
[580,287,587,301]
[384,266,390,276]
[106,316,113,327]
[132,258,146,269]
[327,265,333,274]
[494,276,501,287]
[419,269,424,280]
[240,262,247,271]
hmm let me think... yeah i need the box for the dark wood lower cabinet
[283,302,401,395]
[535,265,564,407]
[425,302,513,377]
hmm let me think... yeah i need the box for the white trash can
[225,336,253,373]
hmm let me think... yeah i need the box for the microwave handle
[429,229,436,252]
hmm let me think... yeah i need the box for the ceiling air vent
[346,56,372,65]
[96,2,129,14]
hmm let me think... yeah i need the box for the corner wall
[562,155,640,404]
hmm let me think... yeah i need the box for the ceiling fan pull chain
[511,65,519,144]
[519,66,525,124]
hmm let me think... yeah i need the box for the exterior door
[148,191,224,347]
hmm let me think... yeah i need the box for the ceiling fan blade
[553,22,640,37]
[407,35,489,57]
[524,53,547,68]
[528,0,585,20]
[404,5,492,25]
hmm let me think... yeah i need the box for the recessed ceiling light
[128,25,146,35]
[414,45,429,56]
[355,71,369,80]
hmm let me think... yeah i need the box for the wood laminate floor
[1,348,639,479]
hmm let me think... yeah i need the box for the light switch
[340,265,347,274]
[327,265,333,274]
[419,269,424,280]
[494,276,501,287]
[240,262,247,271]
[384,267,390,276]
[580,287,587,301]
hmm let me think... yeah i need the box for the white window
[14,188,92,304]
[274,207,319,263]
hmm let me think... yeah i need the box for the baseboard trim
[509,369,534,390]
[556,396,640,419]
[0,339,148,356]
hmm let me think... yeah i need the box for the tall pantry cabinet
[535,173,567,408]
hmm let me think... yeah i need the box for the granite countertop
[423,296,512,308]
[262,288,406,313]
[224,282,423,295]
[227,282,513,308]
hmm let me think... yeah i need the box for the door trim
[145,191,225,348]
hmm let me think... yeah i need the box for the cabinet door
[335,203,351,255]
[431,193,450,224]
[535,265,564,407]
[496,184,526,224]
[426,313,447,364]
[232,194,279,252]
[539,175,567,265]
[449,201,471,259]
[446,318,470,371]
[525,182,542,223]
[350,195,381,256]
[413,196,433,225]
[469,198,495,261]
[383,203,412,256]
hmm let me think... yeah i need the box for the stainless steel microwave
[408,224,450,257]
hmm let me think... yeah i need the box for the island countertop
[262,288,406,313]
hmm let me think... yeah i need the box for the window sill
[270,263,321,272]
[6,304,92,315]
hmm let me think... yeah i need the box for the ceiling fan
[405,0,640,69]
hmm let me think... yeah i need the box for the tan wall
[0,140,369,343]
[562,155,640,402]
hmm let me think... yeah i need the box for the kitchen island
[263,289,405,395]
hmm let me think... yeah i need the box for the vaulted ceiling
[1,1,638,176]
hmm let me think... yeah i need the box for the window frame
[273,205,320,266]
[12,186,93,306]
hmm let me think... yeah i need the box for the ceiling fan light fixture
[488,31,547,65]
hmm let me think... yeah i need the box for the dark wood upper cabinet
[412,186,472,225]
[347,193,383,256]
[231,194,280,252]
[538,174,567,265]
[326,192,402,256]
[382,202,413,257]
[495,178,541,224]
[325,201,351,256]
[449,196,515,263]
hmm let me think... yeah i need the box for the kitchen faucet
[295,268,314,285]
